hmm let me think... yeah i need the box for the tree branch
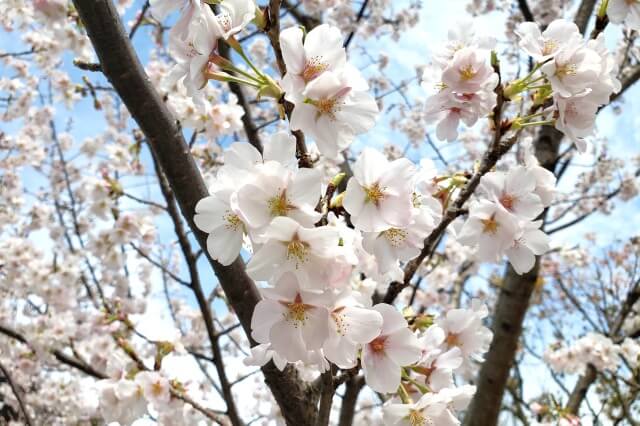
[70,1,317,424]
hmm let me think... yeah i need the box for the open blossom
[98,379,147,425]
[322,289,383,368]
[250,273,329,362]
[437,300,493,363]
[479,166,544,220]
[362,304,422,393]
[506,220,550,274]
[608,0,640,30]
[167,0,220,94]
[289,70,378,159]
[246,217,341,288]
[236,161,322,231]
[211,0,256,40]
[431,18,496,68]
[383,392,460,426]
[135,371,171,407]
[417,325,463,391]
[280,24,347,93]
[362,205,439,274]
[457,199,520,263]
[343,148,416,232]
[441,47,495,94]
[554,93,600,152]
[515,19,581,61]
[541,41,602,98]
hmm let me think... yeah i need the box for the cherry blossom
[343,148,416,232]
[246,217,341,288]
[289,70,378,159]
[361,304,422,393]
[383,392,460,426]
[250,273,329,362]
[515,19,582,61]
[280,24,347,93]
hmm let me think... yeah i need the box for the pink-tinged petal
[224,142,262,170]
[323,334,359,369]
[506,166,536,194]
[313,115,344,159]
[206,225,242,266]
[260,272,301,301]
[374,303,408,335]
[251,300,286,343]
[362,348,401,394]
[269,321,308,362]
[378,194,413,229]
[435,347,463,370]
[353,147,388,185]
[263,131,297,167]
[335,92,378,135]
[246,242,287,281]
[279,26,305,75]
[421,325,446,349]
[289,168,323,208]
[301,307,330,350]
[194,196,228,232]
[303,24,346,71]
[523,228,550,255]
[299,226,339,256]
[379,158,416,191]
[341,306,383,343]
[236,183,272,228]
[262,216,300,241]
[506,245,535,275]
[303,71,344,99]
[289,102,316,132]
[343,179,367,217]
[385,328,421,366]
[383,403,412,426]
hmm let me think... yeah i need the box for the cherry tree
[0,0,639,425]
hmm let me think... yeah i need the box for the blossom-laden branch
[70,0,317,424]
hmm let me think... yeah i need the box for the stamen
[286,238,309,267]
[383,228,408,248]
[223,211,243,231]
[481,215,499,235]
[302,56,328,83]
[364,183,386,205]
[459,64,477,81]
[267,190,293,217]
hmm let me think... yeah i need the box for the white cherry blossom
[361,304,422,393]
[280,24,347,93]
[343,148,416,232]
[250,273,329,362]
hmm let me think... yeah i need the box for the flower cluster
[513,19,620,152]
[422,20,498,142]
[282,24,379,159]
[457,138,555,274]
[544,333,640,375]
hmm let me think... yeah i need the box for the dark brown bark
[70,1,317,424]
[338,377,364,426]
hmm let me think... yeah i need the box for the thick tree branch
[70,1,317,424]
